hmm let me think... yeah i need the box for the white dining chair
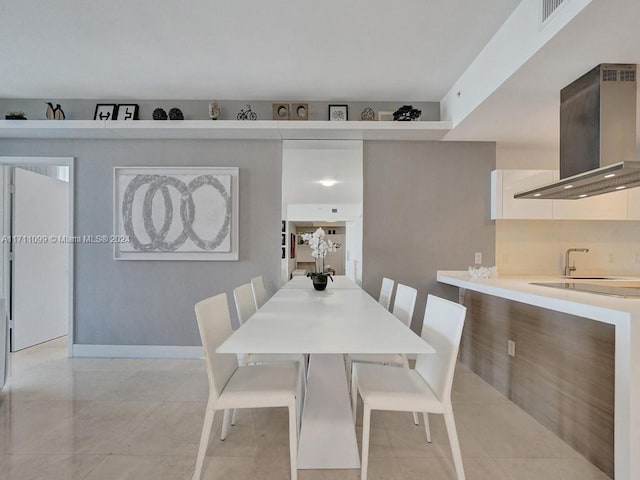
[347,283,419,424]
[378,277,394,310]
[232,283,307,424]
[250,275,268,309]
[192,292,300,480]
[352,294,467,480]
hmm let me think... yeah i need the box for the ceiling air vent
[621,69,636,82]
[542,0,566,23]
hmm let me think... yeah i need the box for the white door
[11,168,69,351]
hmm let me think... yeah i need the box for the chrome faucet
[564,248,589,276]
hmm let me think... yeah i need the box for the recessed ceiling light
[533,193,542,197]
[317,179,338,187]
[579,194,588,198]
[564,185,573,189]
[604,173,616,178]
[616,186,626,190]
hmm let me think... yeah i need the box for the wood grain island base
[436,271,640,480]
[461,290,614,477]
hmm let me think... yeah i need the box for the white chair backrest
[415,294,467,403]
[251,276,268,309]
[378,277,394,310]
[194,293,239,402]
[392,283,417,328]
[233,283,257,325]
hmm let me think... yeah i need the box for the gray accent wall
[362,141,496,333]
[0,139,282,346]
[0,135,496,349]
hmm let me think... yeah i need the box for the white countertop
[437,271,640,325]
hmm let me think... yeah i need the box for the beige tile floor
[0,337,610,480]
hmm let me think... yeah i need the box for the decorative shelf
[0,120,452,141]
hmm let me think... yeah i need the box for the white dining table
[217,276,434,469]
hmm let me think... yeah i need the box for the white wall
[495,144,640,275]
[497,219,640,275]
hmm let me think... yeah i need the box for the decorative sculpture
[169,108,184,120]
[152,108,168,120]
[45,102,65,120]
[392,105,421,121]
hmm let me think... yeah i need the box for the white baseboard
[72,344,204,359]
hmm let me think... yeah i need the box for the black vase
[312,274,328,291]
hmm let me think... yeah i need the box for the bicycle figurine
[237,104,257,121]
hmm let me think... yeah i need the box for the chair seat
[217,363,300,410]
[246,353,304,365]
[354,363,446,414]
[348,353,404,366]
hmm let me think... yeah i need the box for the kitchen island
[438,271,640,480]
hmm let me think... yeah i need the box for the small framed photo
[116,104,139,120]
[328,104,348,121]
[94,104,118,121]
[281,233,286,246]
[281,247,286,259]
[378,111,394,121]
[281,220,286,233]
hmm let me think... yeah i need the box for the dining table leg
[297,353,361,469]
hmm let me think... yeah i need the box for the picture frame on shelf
[328,104,348,121]
[116,104,139,120]
[291,103,308,120]
[281,220,286,233]
[281,247,286,259]
[281,233,286,246]
[94,104,118,121]
[273,103,290,120]
[378,111,394,121]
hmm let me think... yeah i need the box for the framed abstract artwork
[114,166,239,260]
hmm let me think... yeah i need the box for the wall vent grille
[602,69,618,82]
[542,0,566,23]
[620,70,636,82]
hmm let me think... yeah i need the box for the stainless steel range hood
[515,64,639,200]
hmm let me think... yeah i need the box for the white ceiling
[0,0,520,101]
[4,0,639,149]
[444,0,640,147]
[282,140,362,205]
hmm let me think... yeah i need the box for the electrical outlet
[508,340,515,357]
[475,252,482,264]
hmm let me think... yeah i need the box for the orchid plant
[301,227,338,275]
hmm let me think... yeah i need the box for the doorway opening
[0,157,74,361]
[290,222,346,275]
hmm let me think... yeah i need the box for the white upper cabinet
[491,170,555,219]
[492,169,631,220]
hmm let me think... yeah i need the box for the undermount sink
[532,281,640,298]
[561,276,615,280]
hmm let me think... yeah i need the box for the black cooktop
[531,282,640,298]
